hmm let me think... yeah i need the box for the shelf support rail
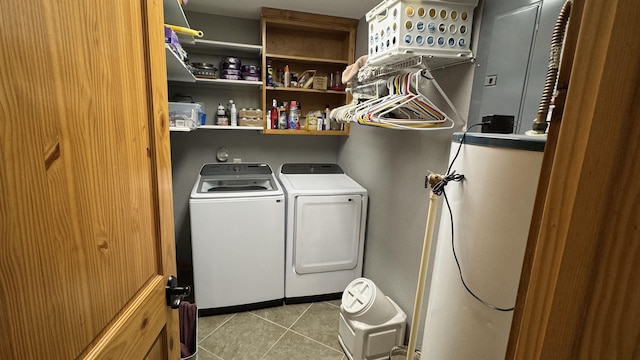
[420,68,466,128]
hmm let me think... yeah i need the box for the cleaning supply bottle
[271,99,278,129]
[266,60,274,86]
[227,99,234,118]
[230,103,237,126]
[284,65,291,87]
[289,101,300,130]
[278,102,287,129]
[324,105,331,131]
[216,103,228,125]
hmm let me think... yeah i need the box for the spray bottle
[283,65,291,87]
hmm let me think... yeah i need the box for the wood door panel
[81,276,167,359]
[1,0,177,358]
[144,334,165,360]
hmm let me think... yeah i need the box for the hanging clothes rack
[335,55,472,131]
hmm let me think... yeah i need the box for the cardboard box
[239,118,263,127]
[313,76,328,90]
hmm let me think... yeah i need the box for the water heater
[421,132,545,359]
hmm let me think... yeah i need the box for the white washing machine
[189,163,284,315]
[278,163,368,302]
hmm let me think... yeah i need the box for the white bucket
[341,278,398,325]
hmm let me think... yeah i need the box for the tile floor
[196,300,346,360]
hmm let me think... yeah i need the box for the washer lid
[282,173,365,192]
[280,163,344,174]
[200,162,273,176]
[191,163,283,198]
[341,278,375,315]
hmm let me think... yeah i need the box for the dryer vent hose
[532,0,573,133]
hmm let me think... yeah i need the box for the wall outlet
[485,75,498,86]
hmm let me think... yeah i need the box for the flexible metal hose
[532,0,573,133]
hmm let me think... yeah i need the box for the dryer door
[293,194,362,274]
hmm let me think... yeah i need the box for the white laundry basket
[366,0,479,65]
[338,278,407,360]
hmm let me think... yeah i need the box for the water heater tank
[421,133,545,359]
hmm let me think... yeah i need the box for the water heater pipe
[531,0,572,134]
[405,174,444,360]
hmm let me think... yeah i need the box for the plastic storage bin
[366,0,478,65]
[169,102,203,130]
[338,278,407,360]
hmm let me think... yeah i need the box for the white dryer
[190,163,284,315]
[278,163,368,303]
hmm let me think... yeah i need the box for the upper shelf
[165,45,196,82]
[185,39,262,56]
[266,54,349,66]
[265,86,345,95]
[356,55,475,85]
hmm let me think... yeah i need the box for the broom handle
[406,189,439,360]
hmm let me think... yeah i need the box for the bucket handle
[367,0,391,22]
[377,8,388,21]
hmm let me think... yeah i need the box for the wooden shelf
[265,86,345,95]
[261,8,357,136]
[165,45,196,82]
[263,129,349,136]
[266,54,349,65]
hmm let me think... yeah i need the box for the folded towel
[179,301,198,358]
[342,55,369,84]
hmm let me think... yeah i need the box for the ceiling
[182,0,381,20]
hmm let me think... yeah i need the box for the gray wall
[468,0,564,133]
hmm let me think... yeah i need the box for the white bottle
[284,65,291,88]
[324,105,331,131]
[230,103,238,126]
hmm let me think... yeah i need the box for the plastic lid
[341,278,375,315]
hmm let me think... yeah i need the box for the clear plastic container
[169,102,202,130]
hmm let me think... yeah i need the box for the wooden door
[0,1,180,359]
[508,0,640,358]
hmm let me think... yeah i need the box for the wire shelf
[341,54,474,130]
[358,55,474,84]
